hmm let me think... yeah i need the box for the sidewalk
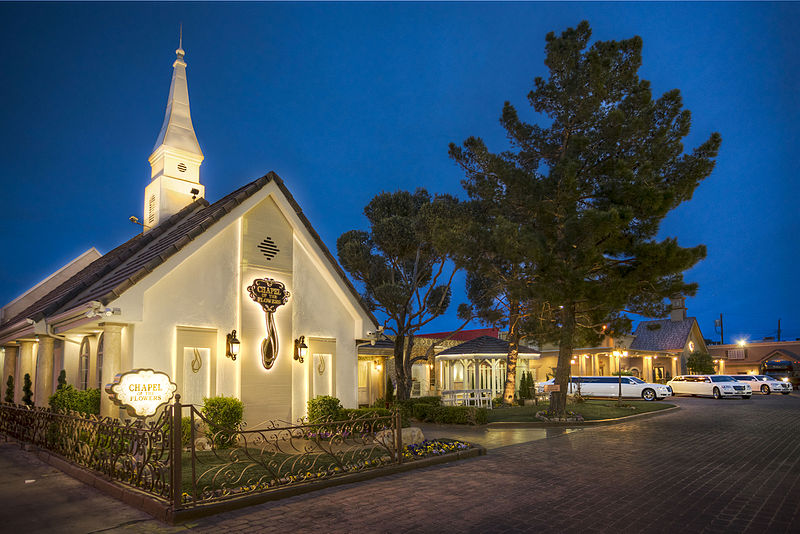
[0,441,163,533]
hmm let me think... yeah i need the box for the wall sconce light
[226,330,240,361]
[294,336,308,363]
[374,359,383,371]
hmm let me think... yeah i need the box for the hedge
[342,407,409,427]
[202,396,244,449]
[412,405,488,425]
[48,386,101,415]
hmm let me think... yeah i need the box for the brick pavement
[4,394,800,533]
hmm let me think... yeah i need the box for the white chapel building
[0,42,378,425]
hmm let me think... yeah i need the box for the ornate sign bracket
[247,278,290,369]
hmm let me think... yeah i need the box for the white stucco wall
[124,221,240,402]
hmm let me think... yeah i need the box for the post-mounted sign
[105,369,177,418]
[247,278,290,370]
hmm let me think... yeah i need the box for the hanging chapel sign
[247,278,290,370]
[105,369,178,418]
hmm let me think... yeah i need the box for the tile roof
[629,318,697,352]
[0,172,377,331]
[416,328,500,341]
[437,335,539,356]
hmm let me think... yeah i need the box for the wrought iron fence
[180,402,401,506]
[0,397,402,511]
[0,402,172,500]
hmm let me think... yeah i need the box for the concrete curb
[486,404,680,428]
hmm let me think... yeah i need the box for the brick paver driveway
[5,394,800,533]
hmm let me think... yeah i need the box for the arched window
[78,337,90,390]
[96,333,104,388]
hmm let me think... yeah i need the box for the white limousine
[732,374,792,395]
[667,375,752,399]
[537,376,672,401]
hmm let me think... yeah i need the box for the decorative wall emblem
[316,354,326,375]
[247,278,290,370]
[105,369,177,418]
[191,348,202,373]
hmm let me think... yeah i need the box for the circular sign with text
[105,369,177,418]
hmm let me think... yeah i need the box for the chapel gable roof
[0,172,377,330]
[629,318,699,352]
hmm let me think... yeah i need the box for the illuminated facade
[0,42,377,424]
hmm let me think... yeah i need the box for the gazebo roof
[435,335,539,360]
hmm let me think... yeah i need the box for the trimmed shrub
[48,386,100,415]
[307,395,344,422]
[202,396,244,449]
[415,406,488,425]
[4,375,13,404]
[22,373,33,407]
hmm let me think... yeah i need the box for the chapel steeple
[144,30,204,229]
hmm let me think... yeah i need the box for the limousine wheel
[712,387,722,400]
[761,385,770,395]
[642,388,656,401]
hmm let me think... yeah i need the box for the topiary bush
[4,375,13,404]
[202,396,244,449]
[22,373,33,407]
[56,370,67,391]
[48,386,101,415]
[307,395,344,422]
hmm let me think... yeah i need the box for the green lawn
[487,400,675,423]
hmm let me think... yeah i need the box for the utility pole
[778,318,781,342]
[715,313,724,344]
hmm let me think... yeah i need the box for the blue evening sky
[0,2,797,344]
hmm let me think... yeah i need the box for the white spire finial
[176,23,185,59]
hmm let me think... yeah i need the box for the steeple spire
[144,32,205,229]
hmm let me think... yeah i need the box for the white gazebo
[435,336,539,406]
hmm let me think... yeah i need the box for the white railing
[440,389,494,409]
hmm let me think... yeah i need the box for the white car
[731,375,792,395]
[537,376,672,401]
[667,375,752,399]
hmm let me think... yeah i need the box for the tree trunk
[550,304,575,416]
[393,333,409,401]
[502,300,521,405]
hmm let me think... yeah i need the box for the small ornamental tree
[4,375,14,404]
[22,373,33,407]
[686,351,715,375]
[337,190,472,400]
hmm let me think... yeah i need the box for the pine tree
[450,21,721,416]
[4,375,13,404]
[22,373,33,407]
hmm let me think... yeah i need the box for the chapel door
[176,327,217,406]
[358,359,370,405]
[309,338,336,399]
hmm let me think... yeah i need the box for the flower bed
[403,439,472,460]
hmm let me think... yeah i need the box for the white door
[358,360,370,405]
[176,327,217,407]
[308,338,336,400]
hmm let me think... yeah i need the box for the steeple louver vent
[258,237,280,260]
[177,162,187,172]
[148,195,156,224]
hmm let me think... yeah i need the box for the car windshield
[710,375,737,383]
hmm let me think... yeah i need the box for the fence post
[394,409,403,464]
[171,394,182,511]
